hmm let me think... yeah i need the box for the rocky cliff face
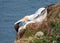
[14,3,60,43]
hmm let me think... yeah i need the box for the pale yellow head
[22,16,28,22]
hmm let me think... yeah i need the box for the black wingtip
[14,23,19,32]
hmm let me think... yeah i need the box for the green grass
[23,29,34,37]
[23,10,60,43]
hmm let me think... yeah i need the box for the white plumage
[14,7,47,33]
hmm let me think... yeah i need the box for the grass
[23,10,60,43]
[14,4,60,43]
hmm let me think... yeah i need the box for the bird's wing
[35,7,45,14]
[28,14,38,20]
[14,19,23,25]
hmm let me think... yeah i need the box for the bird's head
[22,16,29,22]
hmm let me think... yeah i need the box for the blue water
[0,0,60,43]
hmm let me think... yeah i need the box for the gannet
[14,7,47,35]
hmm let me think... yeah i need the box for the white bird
[14,7,47,34]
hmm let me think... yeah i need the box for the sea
[0,0,60,43]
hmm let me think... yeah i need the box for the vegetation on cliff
[14,3,60,43]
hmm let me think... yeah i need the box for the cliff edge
[14,3,60,43]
